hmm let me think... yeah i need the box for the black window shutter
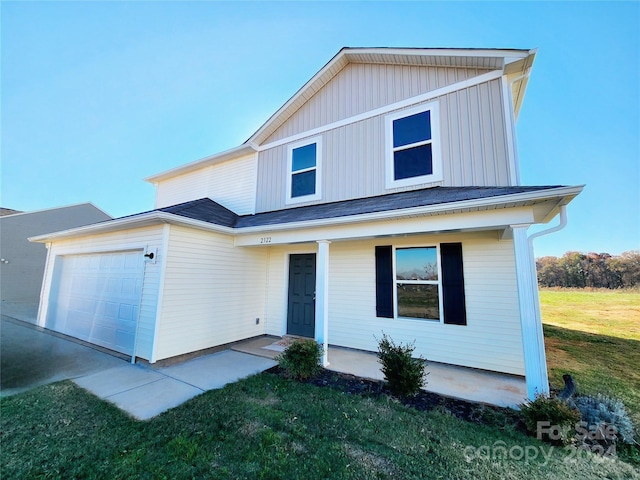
[375,246,394,318]
[440,243,467,325]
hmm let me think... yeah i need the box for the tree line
[536,251,640,289]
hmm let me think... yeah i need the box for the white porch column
[315,240,330,367]
[512,224,550,400]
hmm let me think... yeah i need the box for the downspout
[525,205,568,396]
[528,205,567,245]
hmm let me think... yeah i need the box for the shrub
[376,333,428,397]
[276,339,322,380]
[569,394,635,445]
[520,394,581,445]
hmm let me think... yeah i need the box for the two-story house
[31,48,582,400]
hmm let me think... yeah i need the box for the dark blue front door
[286,254,316,337]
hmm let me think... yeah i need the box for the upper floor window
[287,137,322,204]
[385,102,442,189]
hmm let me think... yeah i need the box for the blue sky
[2,1,638,257]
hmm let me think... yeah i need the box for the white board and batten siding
[264,233,524,376]
[255,78,510,213]
[38,225,164,361]
[153,225,268,361]
[154,153,258,215]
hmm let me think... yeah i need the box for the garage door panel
[97,300,119,318]
[65,310,93,338]
[46,251,145,356]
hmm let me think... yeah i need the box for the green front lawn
[2,288,639,478]
[2,373,638,479]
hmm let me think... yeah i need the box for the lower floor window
[375,242,466,325]
[396,284,439,319]
[395,246,440,320]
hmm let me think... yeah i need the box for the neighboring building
[31,48,582,400]
[1,203,111,306]
[0,208,23,217]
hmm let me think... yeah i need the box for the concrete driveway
[0,314,277,419]
[0,315,126,397]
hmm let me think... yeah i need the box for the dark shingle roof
[158,198,240,227]
[150,186,563,230]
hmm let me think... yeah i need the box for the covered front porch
[232,336,527,408]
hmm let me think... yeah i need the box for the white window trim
[393,244,444,322]
[385,101,443,190]
[286,136,322,204]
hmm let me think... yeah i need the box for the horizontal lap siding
[155,154,257,214]
[256,79,509,212]
[154,226,267,360]
[263,233,524,375]
[328,233,524,375]
[264,64,491,144]
[41,226,164,361]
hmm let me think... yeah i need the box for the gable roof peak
[247,46,535,146]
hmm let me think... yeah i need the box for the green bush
[276,339,322,380]
[520,394,581,445]
[376,333,428,397]
[569,394,635,445]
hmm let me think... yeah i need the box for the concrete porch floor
[232,336,528,408]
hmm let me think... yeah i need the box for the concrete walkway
[1,315,276,420]
[233,336,528,408]
[74,350,276,420]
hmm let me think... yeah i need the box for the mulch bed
[266,366,525,431]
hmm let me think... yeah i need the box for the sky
[2,1,638,257]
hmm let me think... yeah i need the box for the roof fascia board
[234,185,584,235]
[256,69,503,152]
[246,48,350,145]
[235,207,537,247]
[30,186,583,244]
[345,47,531,60]
[145,145,256,183]
[509,49,536,119]
[29,212,234,243]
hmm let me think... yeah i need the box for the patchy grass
[2,375,638,479]
[541,288,640,430]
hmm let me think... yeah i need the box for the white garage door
[46,250,145,355]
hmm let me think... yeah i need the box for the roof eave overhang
[28,212,235,243]
[144,144,257,183]
[235,185,583,235]
[30,185,583,244]
[505,49,537,119]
